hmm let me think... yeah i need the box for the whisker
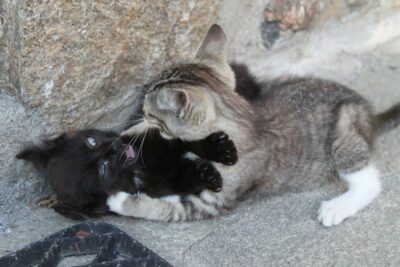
[119,133,140,162]
[129,113,144,118]
[136,128,149,168]
[96,119,144,130]
[138,171,162,180]
[104,136,122,154]
[122,127,147,168]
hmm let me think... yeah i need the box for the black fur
[230,63,261,100]
[17,129,237,220]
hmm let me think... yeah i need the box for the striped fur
[111,25,399,225]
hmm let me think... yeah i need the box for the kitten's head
[142,25,248,141]
[16,129,139,220]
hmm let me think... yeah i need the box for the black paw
[209,132,238,165]
[195,159,223,192]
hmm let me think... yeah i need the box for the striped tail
[375,102,400,134]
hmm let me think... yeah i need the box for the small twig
[75,243,81,254]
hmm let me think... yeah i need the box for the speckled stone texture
[3,1,218,129]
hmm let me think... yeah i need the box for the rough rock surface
[0,94,51,215]
[3,1,219,130]
[263,0,321,32]
[259,0,400,48]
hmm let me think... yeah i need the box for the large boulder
[2,1,221,131]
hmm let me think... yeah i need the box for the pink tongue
[124,145,136,159]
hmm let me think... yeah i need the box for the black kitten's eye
[86,136,97,148]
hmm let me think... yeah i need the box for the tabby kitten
[108,25,400,226]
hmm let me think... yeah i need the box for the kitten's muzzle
[109,139,136,163]
[114,144,137,168]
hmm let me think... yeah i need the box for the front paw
[195,159,223,192]
[107,192,131,214]
[208,132,238,165]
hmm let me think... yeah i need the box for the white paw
[160,195,181,203]
[318,196,357,227]
[107,192,130,213]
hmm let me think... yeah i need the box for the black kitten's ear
[16,146,50,169]
[16,134,66,168]
[193,24,227,63]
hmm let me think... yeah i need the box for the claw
[211,132,227,142]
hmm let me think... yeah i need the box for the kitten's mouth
[123,145,136,160]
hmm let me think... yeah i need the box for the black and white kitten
[109,24,400,226]
[17,129,237,220]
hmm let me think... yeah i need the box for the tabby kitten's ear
[171,90,190,119]
[173,90,191,118]
[158,89,191,119]
[193,24,228,63]
[193,24,235,89]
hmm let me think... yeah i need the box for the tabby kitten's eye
[86,137,97,147]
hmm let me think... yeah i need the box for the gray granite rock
[2,1,221,130]
[0,93,51,215]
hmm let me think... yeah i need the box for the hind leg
[318,104,381,227]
